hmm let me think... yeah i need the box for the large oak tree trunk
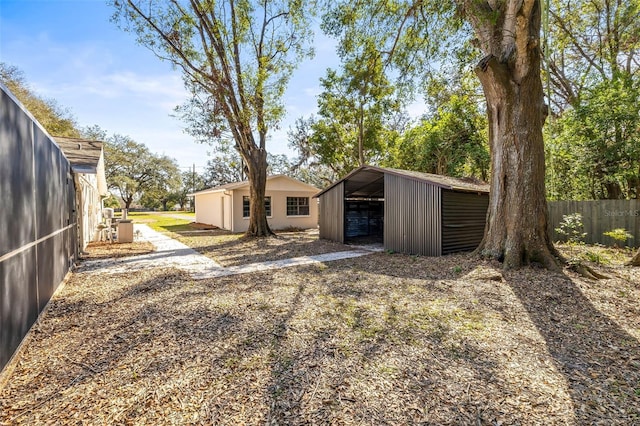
[244,148,273,237]
[469,0,559,269]
[629,248,640,266]
[475,55,558,268]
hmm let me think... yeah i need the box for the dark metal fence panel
[0,84,76,372]
[34,125,67,238]
[0,88,36,256]
[441,190,489,254]
[0,249,39,373]
[384,173,441,256]
[318,182,344,243]
[548,200,640,247]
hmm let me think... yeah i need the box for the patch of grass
[128,212,193,235]
[410,300,486,339]
[584,250,605,264]
[223,356,241,370]
[377,364,399,377]
[556,243,634,266]
[126,211,194,219]
[573,322,587,330]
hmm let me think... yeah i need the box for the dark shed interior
[345,200,384,242]
[342,168,385,243]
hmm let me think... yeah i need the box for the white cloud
[37,71,186,109]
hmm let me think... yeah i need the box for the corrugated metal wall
[1,84,77,373]
[441,190,488,254]
[318,182,344,243]
[384,174,442,256]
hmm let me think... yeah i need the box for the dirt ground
[1,242,639,425]
[177,229,353,267]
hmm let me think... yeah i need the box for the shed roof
[53,136,104,174]
[189,174,319,196]
[314,166,489,198]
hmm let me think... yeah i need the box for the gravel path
[80,224,376,279]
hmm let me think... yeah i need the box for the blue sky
[0,0,341,172]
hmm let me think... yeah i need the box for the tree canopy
[0,62,81,137]
[102,132,181,210]
[384,93,489,181]
[544,0,640,200]
[545,0,639,112]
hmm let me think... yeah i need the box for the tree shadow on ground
[259,262,569,424]
[6,249,640,424]
[162,223,226,235]
[502,270,640,423]
[0,268,284,423]
[307,253,640,423]
[184,233,348,267]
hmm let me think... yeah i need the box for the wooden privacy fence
[548,200,640,247]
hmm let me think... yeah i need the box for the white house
[54,136,109,251]
[190,175,319,233]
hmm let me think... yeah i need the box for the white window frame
[286,196,310,217]
[242,195,272,219]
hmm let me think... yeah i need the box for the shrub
[555,213,587,244]
[603,228,634,247]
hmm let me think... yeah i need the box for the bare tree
[113,0,314,236]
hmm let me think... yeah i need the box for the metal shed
[315,166,489,256]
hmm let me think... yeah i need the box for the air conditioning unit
[103,208,114,219]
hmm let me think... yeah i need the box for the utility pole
[191,163,196,212]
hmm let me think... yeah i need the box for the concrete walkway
[81,224,375,279]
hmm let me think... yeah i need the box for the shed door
[441,190,488,254]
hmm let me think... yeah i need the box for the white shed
[190,175,319,233]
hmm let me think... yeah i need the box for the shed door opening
[344,199,384,243]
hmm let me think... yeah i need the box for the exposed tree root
[476,243,562,272]
[243,230,276,239]
[568,263,610,280]
[476,243,611,280]
[626,249,640,266]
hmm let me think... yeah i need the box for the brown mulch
[189,222,218,230]
[177,230,352,267]
[80,241,155,260]
[1,245,639,425]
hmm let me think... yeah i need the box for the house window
[243,196,271,218]
[287,197,310,216]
